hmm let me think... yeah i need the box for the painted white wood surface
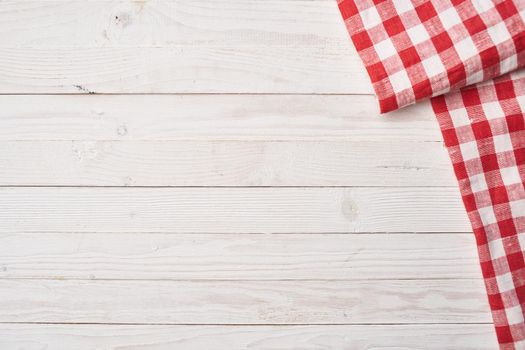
[0,140,454,186]
[0,324,498,350]
[0,0,370,93]
[0,279,490,324]
[0,233,480,280]
[0,1,493,348]
[0,187,470,233]
[0,95,439,142]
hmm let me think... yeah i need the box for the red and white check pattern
[432,70,525,349]
[338,0,525,112]
[336,0,525,348]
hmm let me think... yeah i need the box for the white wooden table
[0,1,497,349]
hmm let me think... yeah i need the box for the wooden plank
[0,279,490,324]
[0,1,370,92]
[0,233,480,280]
[0,0,348,48]
[0,140,454,187]
[0,187,469,233]
[0,0,376,93]
[0,324,498,350]
[0,95,439,142]
[0,46,368,94]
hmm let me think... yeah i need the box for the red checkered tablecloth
[336,1,525,348]
[338,0,525,113]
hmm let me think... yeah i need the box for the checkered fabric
[336,0,525,348]
[432,70,525,349]
[338,0,525,113]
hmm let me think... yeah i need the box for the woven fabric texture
[336,1,525,348]
[338,0,525,112]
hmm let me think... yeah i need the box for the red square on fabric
[514,147,525,166]
[495,80,516,100]
[481,259,496,277]
[367,61,388,83]
[415,2,437,22]
[498,218,518,238]
[462,193,478,212]
[496,0,518,20]
[351,31,374,51]
[506,252,525,271]
[472,120,493,139]
[383,16,405,37]
[453,161,469,180]
[489,186,509,205]
[441,128,459,147]
[515,284,525,302]
[378,95,398,112]
[338,0,358,18]
[489,293,506,310]
[431,32,453,52]
[398,46,420,68]
[463,15,487,36]
[413,78,432,99]
[481,154,501,173]
[480,47,501,72]
[507,115,525,132]
[461,89,482,107]
[495,326,514,345]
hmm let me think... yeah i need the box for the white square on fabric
[459,140,480,161]
[466,69,484,86]
[488,238,506,259]
[421,55,446,78]
[493,134,514,153]
[389,69,412,94]
[472,0,495,14]
[487,21,512,46]
[500,55,518,74]
[406,23,431,45]
[517,95,525,109]
[470,173,488,193]
[481,101,505,120]
[496,272,515,293]
[501,166,522,187]
[507,305,525,325]
[518,232,525,253]
[510,200,525,218]
[478,205,498,225]
[375,38,397,60]
[449,108,471,128]
[361,6,382,29]
[438,7,463,30]
[455,36,479,62]
[392,0,414,14]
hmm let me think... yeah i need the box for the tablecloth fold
[337,1,525,347]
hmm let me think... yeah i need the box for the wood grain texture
[0,0,490,344]
[0,0,349,47]
[0,324,498,350]
[0,46,367,94]
[0,233,480,280]
[0,187,469,233]
[0,0,347,48]
[0,279,490,324]
[0,140,453,187]
[0,95,439,142]
[0,1,371,93]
